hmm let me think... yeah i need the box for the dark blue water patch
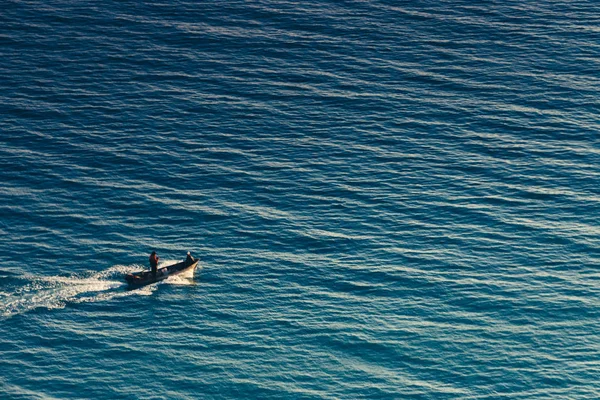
[1,0,599,398]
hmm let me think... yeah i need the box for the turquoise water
[1,1,599,398]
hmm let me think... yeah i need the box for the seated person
[185,252,194,266]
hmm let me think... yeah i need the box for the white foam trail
[0,264,151,317]
[0,260,201,317]
[166,275,196,286]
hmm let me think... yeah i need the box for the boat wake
[157,259,196,286]
[0,264,153,318]
[165,274,196,286]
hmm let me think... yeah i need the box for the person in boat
[185,251,194,266]
[149,251,159,278]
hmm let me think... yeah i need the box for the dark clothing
[186,254,194,266]
[149,253,159,278]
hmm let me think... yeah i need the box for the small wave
[165,275,196,286]
[0,269,20,278]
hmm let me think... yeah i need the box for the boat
[125,255,199,289]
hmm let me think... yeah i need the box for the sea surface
[1,1,599,398]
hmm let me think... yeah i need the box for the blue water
[1,0,599,398]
